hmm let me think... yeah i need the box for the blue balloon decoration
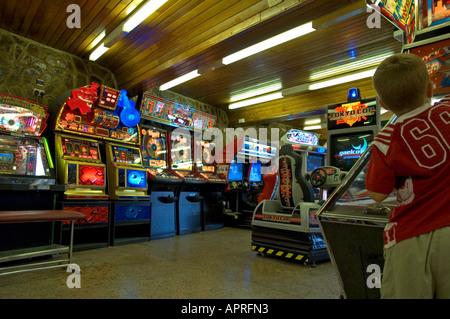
[117,89,140,127]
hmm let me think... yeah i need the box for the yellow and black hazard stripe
[252,245,309,264]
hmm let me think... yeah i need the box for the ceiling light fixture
[222,22,315,65]
[230,82,282,102]
[89,43,109,61]
[308,68,377,91]
[303,125,322,131]
[309,53,393,80]
[228,92,283,110]
[123,0,169,33]
[159,70,201,91]
[304,118,321,125]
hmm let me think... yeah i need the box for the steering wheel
[310,168,328,188]
[241,177,251,192]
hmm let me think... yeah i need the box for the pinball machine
[51,83,150,249]
[0,93,65,252]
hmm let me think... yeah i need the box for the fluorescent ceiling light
[91,30,106,49]
[89,43,109,61]
[159,70,200,91]
[309,69,376,91]
[230,83,282,102]
[303,125,322,130]
[304,118,321,125]
[222,22,315,65]
[123,0,168,33]
[229,92,283,110]
[310,53,393,80]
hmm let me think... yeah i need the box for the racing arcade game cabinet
[280,129,327,199]
[251,143,328,265]
[224,137,277,227]
[0,93,66,255]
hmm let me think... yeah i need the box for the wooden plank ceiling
[0,0,402,136]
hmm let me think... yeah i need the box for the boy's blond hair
[373,53,431,115]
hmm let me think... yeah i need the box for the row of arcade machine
[317,1,450,298]
[251,93,382,265]
[46,86,228,250]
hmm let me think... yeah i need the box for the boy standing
[366,53,450,298]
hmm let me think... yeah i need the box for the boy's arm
[368,191,390,203]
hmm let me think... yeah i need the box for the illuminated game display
[139,93,216,130]
[106,142,149,200]
[55,134,107,199]
[281,128,327,179]
[327,98,380,172]
[0,93,57,188]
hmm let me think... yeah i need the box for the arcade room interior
[0,0,448,301]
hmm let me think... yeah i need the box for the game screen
[307,154,325,172]
[197,141,215,172]
[77,165,105,186]
[141,127,167,169]
[228,162,243,182]
[330,132,373,172]
[249,162,262,183]
[61,136,100,160]
[171,133,192,170]
[117,169,146,188]
[110,145,142,165]
[0,135,50,176]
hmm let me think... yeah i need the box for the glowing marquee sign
[327,100,377,130]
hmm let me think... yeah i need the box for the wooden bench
[0,210,86,276]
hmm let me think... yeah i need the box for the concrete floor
[0,227,341,299]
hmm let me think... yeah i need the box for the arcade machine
[51,83,150,249]
[317,1,449,298]
[251,143,332,265]
[195,140,228,231]
[170,128,206,235]
[136,93,219,236]
[140,124,181,239]
[223,136,278,227]
[0,93,65,254]
[280,129,327,199]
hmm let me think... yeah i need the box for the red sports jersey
[366,96,450,248]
